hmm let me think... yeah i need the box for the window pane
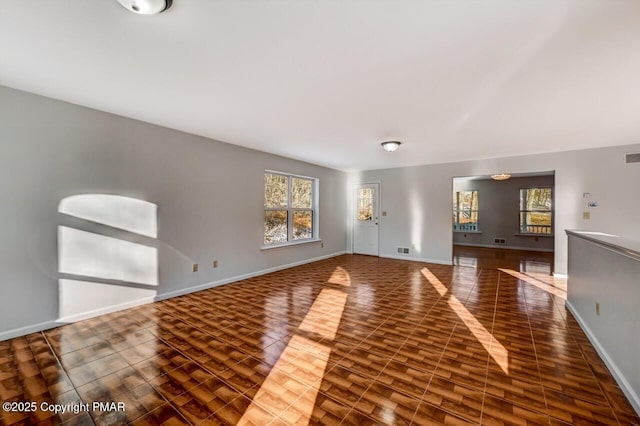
[459,191,476,211]
[521,188,552,211]
[453,190,478,231]
[264,211,288,244]
[459,211,478,224]
[292,178,312,208]
[357,188,373,221]
[520,212,552,234]
[265,174,288,208]
[293,211,313,240]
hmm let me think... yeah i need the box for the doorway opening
[452,171,555,274]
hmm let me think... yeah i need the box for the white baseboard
[566,300,640,416]
[380,253,453,266]
[57,297,156,324]
[0,320,61,342]
[454,243,553,253]
[0,251,348,342]
[156,250,347,301]
[553,272,568,279]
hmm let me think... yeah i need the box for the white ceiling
[2,1,640,171]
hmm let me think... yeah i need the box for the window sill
[515,233,554,237]
[261,238,322,250]
[454,230,483,234]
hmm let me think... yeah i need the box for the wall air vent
[397,247,410,254]
[625,153,640,164]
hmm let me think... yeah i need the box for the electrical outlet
[320,242,324,248]
[583,211,590,220]
[192,263,198,272]
[213,260,218,268]
[596,302,600,316]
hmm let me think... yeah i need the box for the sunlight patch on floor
[499,268,566,299]
[328,266,351,286]
[238,335,331,425]
[421,267,509,374]
[238,267,350,425]
[299,289,348,341]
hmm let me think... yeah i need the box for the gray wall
[453,175,554,251]
[350,142,640,275]
[567,234,640,413]
[0,85,348,338]
[3,81,640,338]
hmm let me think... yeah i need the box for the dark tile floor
[0,254,638,425]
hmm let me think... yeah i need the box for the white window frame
[262,170,320,249]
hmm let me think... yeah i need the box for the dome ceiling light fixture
[491,173,512,181]
[381,141,402,152]
[116,0,173,15]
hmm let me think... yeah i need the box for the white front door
[353,183,379,256]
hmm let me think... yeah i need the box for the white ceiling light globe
[116,0,172,15]
[381,141,401,152]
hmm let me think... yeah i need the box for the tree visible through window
[357,188,374,221]
[520,187,552,234]
[453,190,478,231]
[264,172,316,245]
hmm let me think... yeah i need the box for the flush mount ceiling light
[116,0,172,15]
[381,141,401,152]
[491,173,512,181]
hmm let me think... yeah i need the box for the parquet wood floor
[1,255,637,425]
